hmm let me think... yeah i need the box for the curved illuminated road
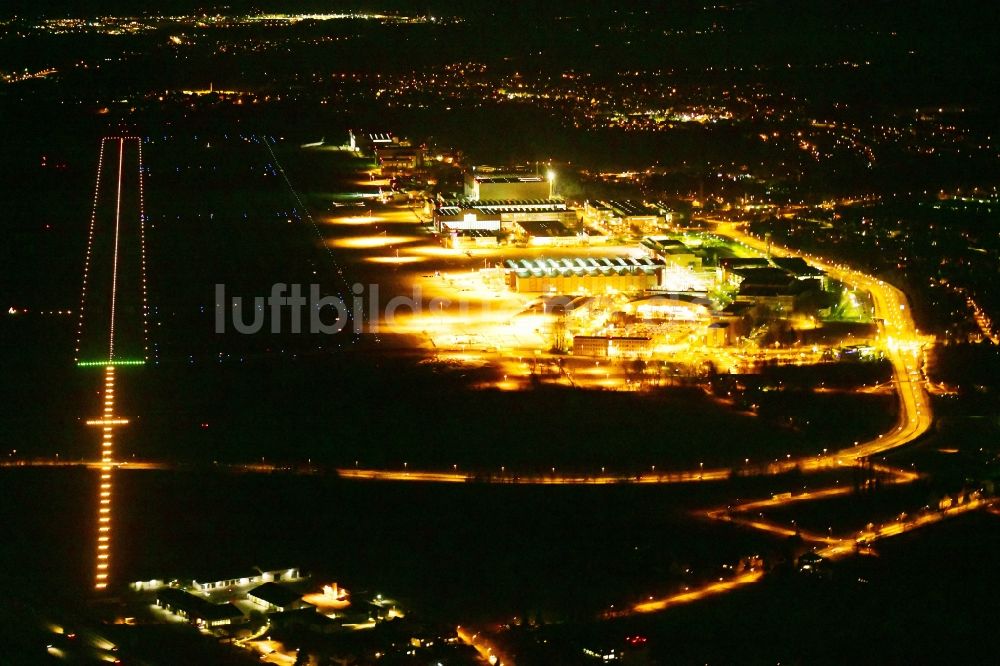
[614,220,946,620]
[712,220,933,465]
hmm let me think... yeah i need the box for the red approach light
[627,635,648,646]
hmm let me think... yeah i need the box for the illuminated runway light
[89,418,129,426]
[137,139,150,359]
[74,138,108,361]
[106,139,126,360]
[329,234,421,249]
[324,214,384,226]
[365,255,425,264]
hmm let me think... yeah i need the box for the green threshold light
[77,359,146,367]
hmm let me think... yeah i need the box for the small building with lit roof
[247,582,314,614]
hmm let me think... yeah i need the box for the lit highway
[625,477,994,618]
[711,219,934,463]
[614,220,947,617]
[457,625,510,666]
[338,467,731,484]
[626,570,765,615]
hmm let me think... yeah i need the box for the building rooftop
[575,335,651,342]
[737,282,810,297]
[248,582,304,608]
[732,267,798,288]
[605,200,660,217]
[642,237,693,254]
[519,295,593,315]
[516,220,576,236]
[136,565,302,589]
[505,256,664,278]
[375,144,421,154]
[771,257,826,277]
[630,293,710,307]
[720,256,770,269]
[644,236,687,247]
[201,603,245,622]
[474,175,546,184]
[157,588,245,622]
[440,198,566,210]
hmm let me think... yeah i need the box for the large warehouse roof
[440,198,566,211]
[504,256,663,277]
[474,175,545,183]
